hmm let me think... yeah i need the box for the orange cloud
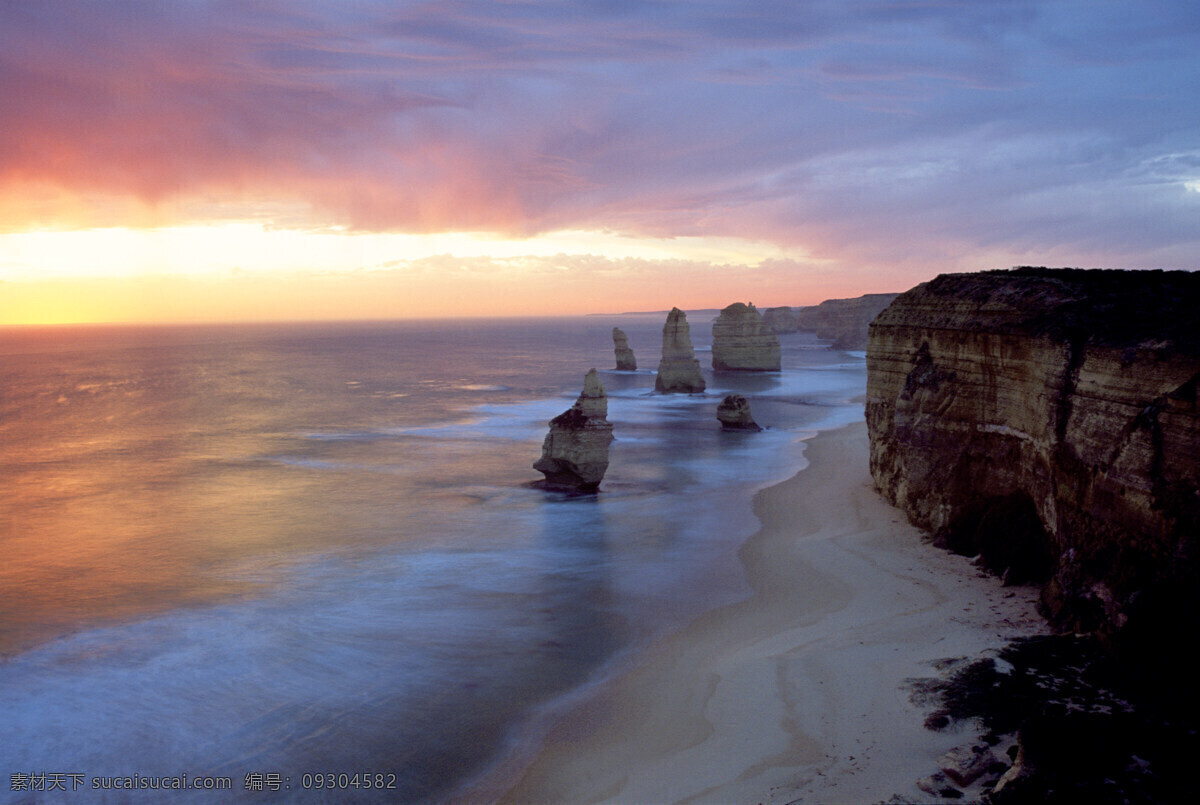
[3,0,1195,305]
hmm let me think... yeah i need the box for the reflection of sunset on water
[0,317,869,799]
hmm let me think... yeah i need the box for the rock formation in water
[717,394,761,431]
[533,369,614,491]
[866,268,1200,644]
[711,302,781,371]
[762,306,798,334]
[795,293,901,350]
[655,308,706,393]
[612,327,637,371]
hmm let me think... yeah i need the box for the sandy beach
[489,422,1047,804]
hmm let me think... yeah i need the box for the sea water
[0,316,866,803]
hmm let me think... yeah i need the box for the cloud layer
[3,0,1198,277]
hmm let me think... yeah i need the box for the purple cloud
[1,0,1197,277]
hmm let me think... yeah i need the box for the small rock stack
[717,394,762,431]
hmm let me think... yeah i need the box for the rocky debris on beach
[655,307,706,393]
[716,394,761,431]
[939,744,1003,788]
[612,327,637,371]
[532,369,614,491]
[761,306,798,334]
[711,302,781,371]
[903,633,1199,803]
[795,292,900,350]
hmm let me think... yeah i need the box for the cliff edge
[866,268,1200,644]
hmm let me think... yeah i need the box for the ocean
[0,315,866,803]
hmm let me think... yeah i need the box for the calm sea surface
[0,316,866,803]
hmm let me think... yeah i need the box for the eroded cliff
[866,268,1200,643]
[796,293,900,350]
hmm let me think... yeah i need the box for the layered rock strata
[716,394,761,431]
[866,268,1200,642]
[711,302,781,371]
[795,293,900,350]
[762,306,798,334]
[612,327,637,371]
[533,369,614,491]
[655,308,706,393]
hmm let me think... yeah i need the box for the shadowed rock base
[911,633,1200,803]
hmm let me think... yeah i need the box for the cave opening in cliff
[944,492,1055,585]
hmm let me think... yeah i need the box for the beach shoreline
[481,421,1047,804]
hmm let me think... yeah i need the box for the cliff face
[796,293,900,350]
[655,308,706,393]
[533,369,615,491]
[711,302,781,371]
[866,268,1200,641]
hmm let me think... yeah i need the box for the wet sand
[490,422,1046,804]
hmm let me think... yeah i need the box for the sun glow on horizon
[0,223,845,326]
[0,223,799,282]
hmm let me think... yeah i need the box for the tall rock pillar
[655,308,706,393]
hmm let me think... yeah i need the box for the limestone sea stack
[612,327,637,371]
[762,306,798,334]
[711,302,781,371]
[533,369,615,491]
[795,293,900,350]
[865,267,1200,645]
[716,394,761,431]
[655,308,706,393]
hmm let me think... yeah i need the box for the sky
[1,0,1198,324]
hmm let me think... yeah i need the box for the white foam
[1,332,871,802]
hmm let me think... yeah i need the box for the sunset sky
[2,1,1198,324]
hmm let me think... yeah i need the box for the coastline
[488,421,1047,804]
